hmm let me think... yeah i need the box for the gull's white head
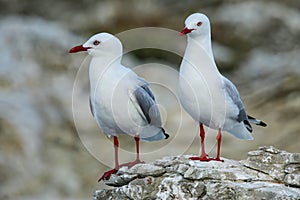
[69,32,122,57]
[180,13,211,38]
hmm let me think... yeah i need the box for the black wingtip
[243,120,253,133]
[259,121,267,127]
[247,115,267,127]
[162,128,169,139]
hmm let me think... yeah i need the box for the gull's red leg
[199,124,208,158]
[130,135,145,167]
[98,136,120,181]
[190,124,213,161]
[213,129,224,162]
[134,135,142,162]
[121,135,145,168]
[114,136,120,168]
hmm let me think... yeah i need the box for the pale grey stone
[284,174,300,187]
[94,146,300,199]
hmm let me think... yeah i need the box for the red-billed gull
[69,33,169,180]
[179,13,266,162]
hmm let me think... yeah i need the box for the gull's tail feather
[247,115,267,127]
[139,127,169,142]
[228,122,254,140]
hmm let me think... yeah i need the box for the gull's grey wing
[137,77,155,100]
[223,76,252,132]
[132,84,162,127]
[129,76,168,141]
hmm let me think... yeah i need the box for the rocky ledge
[94,146,300,200]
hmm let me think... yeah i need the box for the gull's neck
[187,33,213,59]
[89,53,122,92]
[182,31,222,79]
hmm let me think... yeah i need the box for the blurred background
[1,0,300,199]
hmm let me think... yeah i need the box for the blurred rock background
[0,0,299,199]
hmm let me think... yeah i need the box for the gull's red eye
[93,40,100,45]
[197,22,203,26]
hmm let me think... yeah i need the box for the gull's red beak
[69,45,91,53]
[180,27,194,36]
